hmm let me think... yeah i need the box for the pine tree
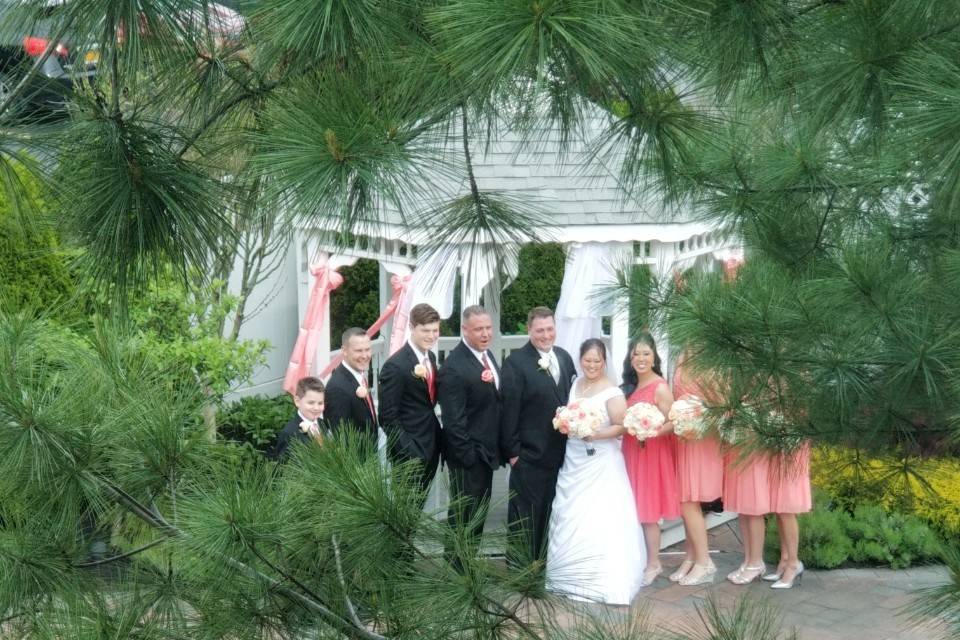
[2,0,960,636]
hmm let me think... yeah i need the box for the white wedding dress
[545,384,646,605]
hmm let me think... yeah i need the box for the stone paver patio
[573,522,950,639]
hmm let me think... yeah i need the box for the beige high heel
[669,559,694,582]
[642,564,663,586]
[679,563,717,586]
[729,563,766,585]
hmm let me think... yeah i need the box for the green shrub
[766,496,943,570]
[796,505,851,569]
[846,505,942,569]
[330,259,381,341]
[218,393,292,451]
[500,243,565,333]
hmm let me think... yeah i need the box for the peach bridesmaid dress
[769,444,812,513]
[672,369,724,503]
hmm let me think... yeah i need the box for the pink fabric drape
[317,273,412,379]
[283,260,344,395]
[388,273,416,355]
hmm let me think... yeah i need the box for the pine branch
[460,103,483,217]
[331,534,370,634]
[73,535,173,568]
[89,471,388,640]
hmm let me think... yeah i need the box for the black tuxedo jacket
[377,343,441,463]
[324,363,378,443]
[500,341,577,469]
[437,341,503,470]
[268,414,328,462]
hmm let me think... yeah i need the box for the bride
[545,338,646,605]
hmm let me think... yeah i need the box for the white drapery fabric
[555,242,631,378]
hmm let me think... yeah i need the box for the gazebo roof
[298,113,720,246]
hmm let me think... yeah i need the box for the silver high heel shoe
[771,561,804,589]
[762,563,787,582]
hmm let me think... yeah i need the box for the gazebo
[283,118,742,547]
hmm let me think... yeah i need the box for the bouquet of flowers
[668,395,709,440]
[623,402,665,444]
[553,401,603,455]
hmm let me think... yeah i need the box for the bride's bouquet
[553,401,603,455]
[668,395,709,440]
[623,402,665,445]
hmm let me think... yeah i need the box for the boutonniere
[413,364,428,379]
[537,357,551,373]
[299,420,312,433]
[355,386,369,399]
[481,369,494,384]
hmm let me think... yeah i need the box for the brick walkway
[565,522,950,639]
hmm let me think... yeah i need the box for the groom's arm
[500,358,524,465]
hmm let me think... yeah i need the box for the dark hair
[461,305,490,322]
[579,338,606,361]
[295,376,325,398]
[621,332,663,395]
[410,303,440,327]
[341,327,367,347]
[527,306,554,325]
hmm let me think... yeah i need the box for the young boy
[268,376,327,461]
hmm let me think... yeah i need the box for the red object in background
[23,36,68,58]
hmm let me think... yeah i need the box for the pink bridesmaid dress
[722,447,772,516]
[769,444,812,513]
[622,379,681,522]
[672,370,724,503]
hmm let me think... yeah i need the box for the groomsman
[269,376,328,462]
[378,303,442,500]
[438,305,503,560]
[325,328,379,451]
[501,307,576,566]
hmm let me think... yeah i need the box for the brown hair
[461,305,490,323]
[295,376,325,398]
[527,306,554,325]
[341,327,367,347]
[410,303,441,327]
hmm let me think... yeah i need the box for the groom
[501,306,576,567]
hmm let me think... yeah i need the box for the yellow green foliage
[812,447,960,538]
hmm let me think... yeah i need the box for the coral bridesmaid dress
[672,370,724,503]
[622,379,681,522]
[769,444,812,514]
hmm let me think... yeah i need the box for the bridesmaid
[670,352,723,586]
[765,443,812,589]
[621,333,681,586]
[722,437,772,585]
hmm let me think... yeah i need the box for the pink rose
[355,386,369,399]
[481,369,494,383]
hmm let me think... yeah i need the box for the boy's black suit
[501,341,576,564]
[268,414,328,462]
[437,341,503,554]
[377,343,441,495]
[324,363,379,450]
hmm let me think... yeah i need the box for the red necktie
[481,352,496,388]
[360,377,375,420]
[424,357,436,404]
